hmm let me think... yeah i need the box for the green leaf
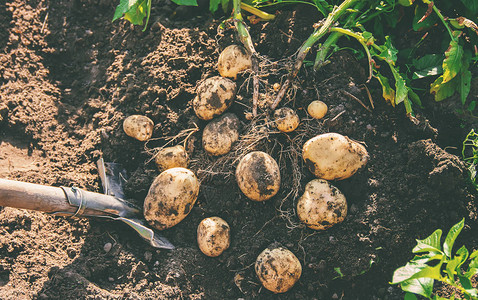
[443,218,465,258]
[460,0,478,15]
[445,245,468,281]
[398,0,414,7]
[413,4,438,31]
[375,72,396,106]
[112,0,150,26]
[171,0,198,5]
[430,75,458,102]
[408,88,422,107]
[400,278,434,298]
[413,54,444,71]
[442,40,464,84]
[404,292,418,300]
[413,66,443,79]
[390,67,408,105]
[377,36,398,65]
[413,229,442,254]
[209,0,221,12]
[457,275,478,297]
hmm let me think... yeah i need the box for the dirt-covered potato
[197,217,230,257]
[307,100,328,119]
[235,151,280,201]
[193,76,237,121]
[217,45,252,80]
[274,107,300,133]
[155,145,188,171]
[123,115,154,141]
[202,113,240,156]
[255,246,302,293]
[302,133,369,180]
[297,179,347,230]
[144,167,200,230]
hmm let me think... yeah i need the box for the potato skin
[217,45,252,80]
[202,113,240,156]
[197,217,230,257]
[255,246,302,293]
[302,133,368,180]
[155,145,189,171]
[236,151,280,201]
[297,179,347,230]
[193,76,237,121]
[274,107,300,133]
[144,168,200,230]
[123,115,154,141]
[307,101,328,119]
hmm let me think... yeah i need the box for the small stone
[332,293,339,299]
[154,261,160,267]
[108,277,115,282]
[104,242,112,253]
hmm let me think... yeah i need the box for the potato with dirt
[123,115,154,141]
[302,133,368,180]
[155,145,189,171]
[144,167,200,230]
[217,45,252,80]
[307,100,328,119]
[274,107,300,132]
[202,113,240,156]
[255,245,302,293]
[197,217,230,257]
[297,179,347,230]
[193,76,237,121]
[236,151,280,201]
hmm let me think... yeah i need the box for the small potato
[307,100,328,119]
[255,246,302,293]
[218,45,252,80]
[155,145,189,171]
[123,115,154,141]
[297,179,347,230]
[236,151,280,201]
[193,76,237,121]
[274,107,300,133]
[302,133,368,180]
[144,168,200,230]
[203,113,240,156]
[197,217,230,257]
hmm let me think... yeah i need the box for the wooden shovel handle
[0,179,106,217]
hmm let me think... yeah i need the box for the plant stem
[422,0,456,42]
[240,3,275,21]
[271,0,358,110]
[314,32,343,70]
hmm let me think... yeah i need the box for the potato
[307,100,328,119]
[274,107,300,133]
[193,76,237,121]
[302,133,368,180]
[197,217,230,257]
[236,151,280,201]
[297,179,347,230]
[144,167,200,230]
[218,45,252,80]
[255,246,302,293]
[155,145,188,171]
[123,115,154,141]
[203,113,240,156]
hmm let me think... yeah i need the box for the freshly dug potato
[217,45,252,80]
[123,115,154,141]
[203,113,240,156]
[144,167,200,230]
[197,217,230,257]
[274,107,300,133]
[193,76,237,121]
[155,145,188,171]
[255,246,302,293]
[297,179,347,230]
[307,100,328,119]
[302,133,369,180]
[236,151,280,201]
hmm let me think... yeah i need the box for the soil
[0,0,477,299]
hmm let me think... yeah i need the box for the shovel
[0,159,175,250]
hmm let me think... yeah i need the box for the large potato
[302,133,368,180]
[297,179,347,230]
[193,76,237,121]
[123,115,154,141]
[217,45,252,80]
[202,113,240,156]
[144,168,200,230]
[197,217,230,257]
[155,145,189,172]
[236,151,280,201]
[274,107,300,133]
[255,246,302,293]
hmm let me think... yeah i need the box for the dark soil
[0,0,477,299]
